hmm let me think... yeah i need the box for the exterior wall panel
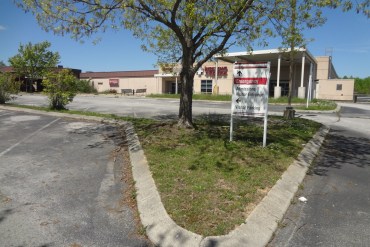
[88,77,157,94]
[318,79,354,101]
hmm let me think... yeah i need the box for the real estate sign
[231,63,270,117]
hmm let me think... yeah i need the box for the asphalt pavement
[11,93,287,118]
[0,109,150,246]
[268,103,370,246]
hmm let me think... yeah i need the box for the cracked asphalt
[0,109,151,247]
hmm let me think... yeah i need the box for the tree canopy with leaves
[16,0,270,127]
[269,0,327,108]
[16,0,369,127]
[9,41,60,91]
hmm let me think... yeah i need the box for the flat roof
[215,48,317,66]
[81,70,158,79]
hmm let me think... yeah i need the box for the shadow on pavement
[312,129,370,176]
[0,208,13,224]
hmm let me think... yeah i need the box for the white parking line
[0,118,60,157]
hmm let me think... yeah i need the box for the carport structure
[214,48,317,99]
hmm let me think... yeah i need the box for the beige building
[315,56,354,101]
[81,48,354,101]
[80,70,158,95]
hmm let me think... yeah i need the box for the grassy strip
[134,115,321,236]
[268,96,307,104]
[147,93,180,99]
[295,99,337,111]
[147,94,309,103]
[147,94,336,110]
[148,93,231,101]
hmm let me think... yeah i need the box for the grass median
[4,104,322,236]
[148,94,337,111]
[133,114,321,236]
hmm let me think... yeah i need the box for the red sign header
[234,78,267,85]
[109,79,119,87]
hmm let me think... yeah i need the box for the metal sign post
[230,62,271,147]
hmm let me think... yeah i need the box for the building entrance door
[167,81,181,94]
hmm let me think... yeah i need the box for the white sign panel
[232,63,270,117]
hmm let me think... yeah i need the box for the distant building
[82,48,354,101]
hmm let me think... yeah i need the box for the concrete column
[175,77,178,94]
[274,87,282,99]
[298,54,306,99]
[306,62,313,107]
[214,59,219,95]
[298,87,306,99]
[308,62,313,101]
[156,77,158,94]
[274,54,282,98]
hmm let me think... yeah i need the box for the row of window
[202,81,345,95]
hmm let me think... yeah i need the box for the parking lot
[0,109,150,246]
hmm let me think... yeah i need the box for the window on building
[201,80,213,93]
[336,84,342,91]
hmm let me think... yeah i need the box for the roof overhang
[154,73,179,78]
[215,48,317,66]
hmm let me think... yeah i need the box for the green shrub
[101,89,117,94]
[354,77,370,94]
[43,69,78,110]
[0,73,20,104]
[76,79,97,93]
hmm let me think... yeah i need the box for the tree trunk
[178,64,195,128]
[288,52,294,107]
[285,0,296,119]
[285,44,296,119]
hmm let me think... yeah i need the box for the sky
[1,1,369,78]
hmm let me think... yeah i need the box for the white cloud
[0,25,6,31]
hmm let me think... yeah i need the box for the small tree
[43,69,78,110]
[355,77,370,94]
[76,79,97,94]
[9,41,60,92]
[270,0,326,111]
[0,72,20,104]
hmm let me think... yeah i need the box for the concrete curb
[0,105,330,247]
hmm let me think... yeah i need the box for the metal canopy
[215,48,316,66]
